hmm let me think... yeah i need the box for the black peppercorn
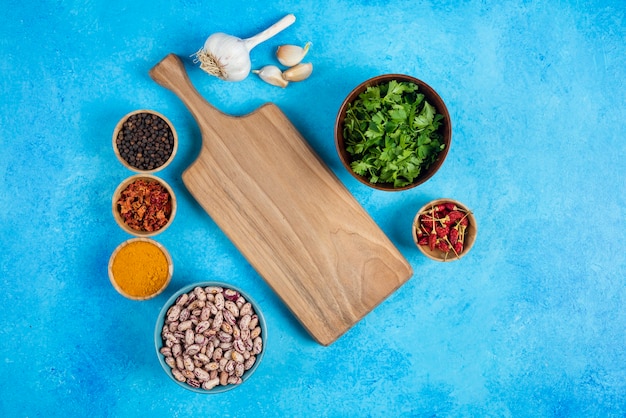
[116,112,175,171]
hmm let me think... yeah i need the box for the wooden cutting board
[149,54,413,345]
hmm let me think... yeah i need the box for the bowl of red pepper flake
[112,174,176,237]
[413,198,477,261]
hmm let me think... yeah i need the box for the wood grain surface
[149,54,413,345]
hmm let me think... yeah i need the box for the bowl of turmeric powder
[108,237,173,300]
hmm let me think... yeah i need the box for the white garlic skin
[202,33,252,81]
[253,65,289,88]
[282,62,313,82]
[276,42,311,67]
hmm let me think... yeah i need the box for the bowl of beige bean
[155,282,266,393]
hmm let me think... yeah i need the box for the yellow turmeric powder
[111,240,170,299]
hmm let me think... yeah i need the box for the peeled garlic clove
[252,65,289,88]
[276,42,311,67]
[282,63,313,82]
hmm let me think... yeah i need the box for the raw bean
[205,362,220,371]
[233,325,241,340]
[166,305,181,322]
[172,368,186,382]
[225,301,239,317]
[227,376,241,385]
[244,356,256,370]
[223,289,239,301]
[187,378,201,388]
[205,286,223,294]
[235,362,245,377]
[160,286,263,390]
[187,299,205,311]
[165,356,176,369]
[252,337,263,355]
[224,360,236,374]
[194,286,207,301]
[239,314,251,330]
[219,341,233,350]
[235,296,246,309]
[248,315,259,329]
[218,331,233,342]
[231,351,245,363]
[186,344,201,356]
[233,339,246,354]
[200,307,211,321]
[211,311,223,330]
[250,326,261,339]
[219,371,229,386]
[183,356,195,371]
[175,356,185,371]
[196,320,211,334]
[175,293,189,306]
[214,293,225,310]
[194,368,210,381]
[223,310,237,326]
[179,308,190,322]
[240,303,252,317]
[185,329,195,345]
[203,378,220,390]
[178,320,193,331]
[195,353,211,364]
[240,328,250,341]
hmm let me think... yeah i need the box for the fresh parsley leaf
[343,81,446,188]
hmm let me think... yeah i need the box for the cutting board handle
[149,53,228,124]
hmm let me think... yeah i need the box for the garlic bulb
[276,42,311,67]
[282,63,313,82]
[192,14,296,81]
[252,65,289,88]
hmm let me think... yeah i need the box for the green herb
[343,80,445,188]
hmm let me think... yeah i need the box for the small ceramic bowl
[112,109,178,173]
[154,281,267,393]
[412,198,477,262]
[112,174,177,237]
[108,237,173,300]
[335,74,452,191]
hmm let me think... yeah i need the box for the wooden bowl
[154,281,267,393]
[412,198,477,262]
[108,237,173,300]
[112,109,178,173]
[112,174,177,237]
[335,74,451,191]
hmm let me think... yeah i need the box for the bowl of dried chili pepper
[112,174,177,237]
[412,198,477,261]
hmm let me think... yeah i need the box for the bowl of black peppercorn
[113,109,178,173]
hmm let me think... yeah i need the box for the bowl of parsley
[335,74,451,191]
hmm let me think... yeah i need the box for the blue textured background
[1,0,624,416]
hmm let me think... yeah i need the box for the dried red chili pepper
[428,234,437,251]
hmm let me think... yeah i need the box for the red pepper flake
[117,179,171,232]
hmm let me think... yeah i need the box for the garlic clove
[276,42,312,67]
[252,65,289,88]
[282,63,313,82]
